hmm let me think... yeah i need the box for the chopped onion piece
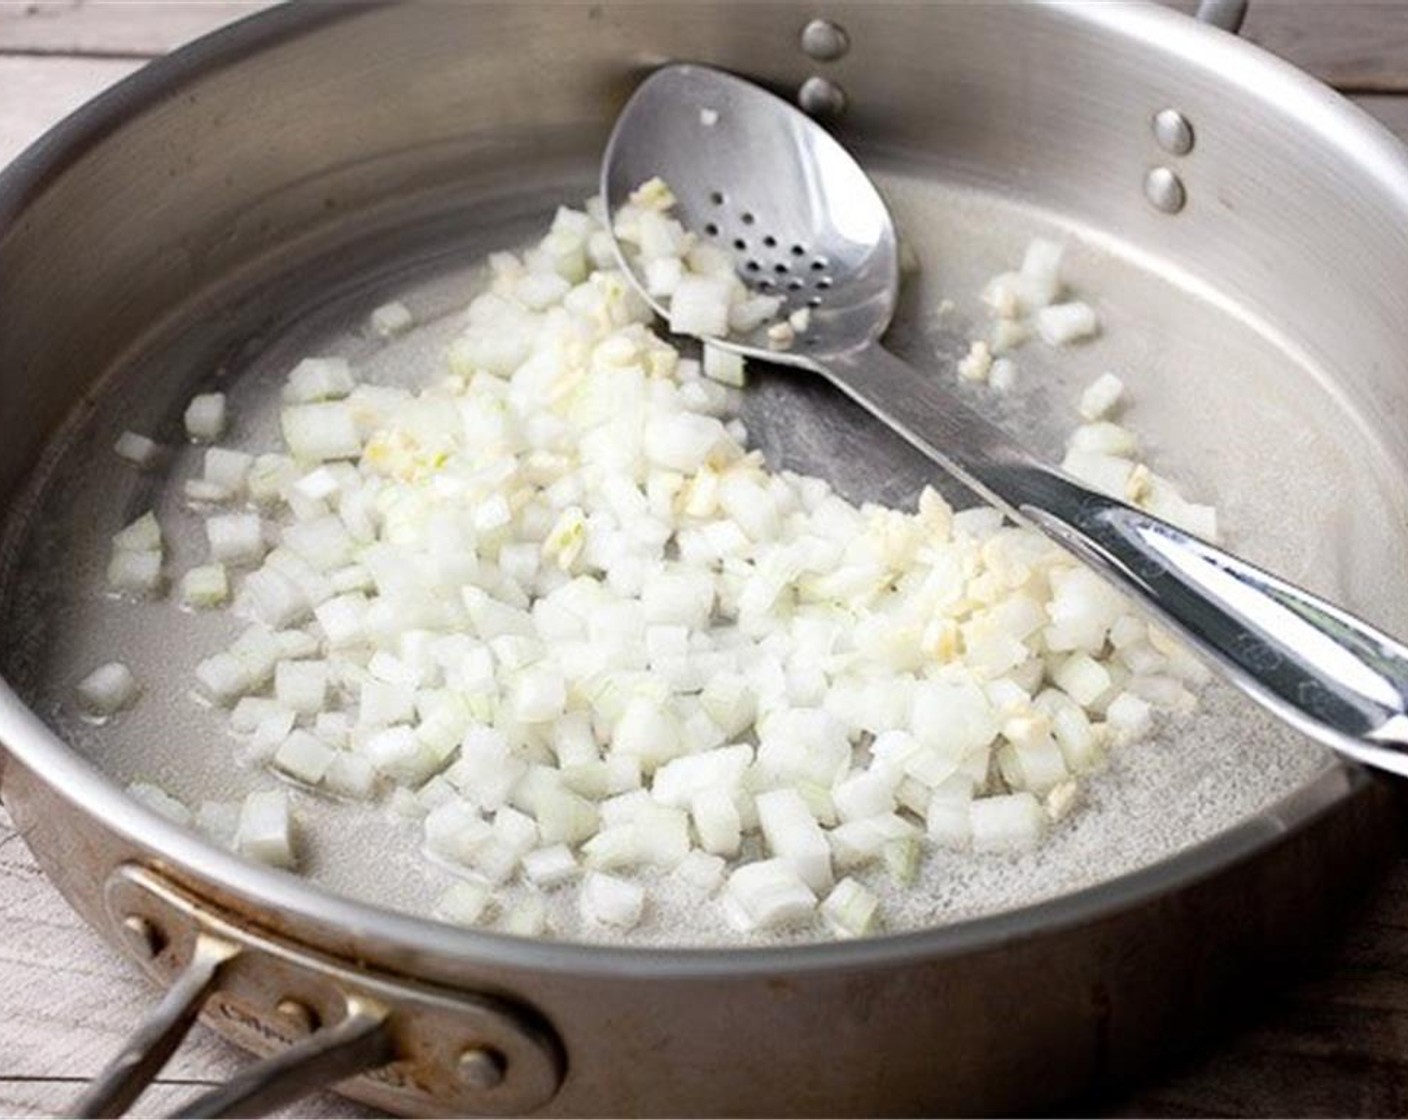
[957,340,993,382]
[181,563,229,608]
[77,662,139,716]
[989,357,1017,391]
[184,392,227,442]
[970,792,1045,854]
[114,431,159,468]
[1036,301,1100,345]
[274,660,329,715]
[113,512,162,552]
[325,752,377,800]
[107,549,163,596]
[370,301,415,338]
[674,849,727,893]
[580,871,645,929]
[722,858,815,932]
[504,896,549,936]
[1019,238,1064,307]
[281,401,362,461]
[272,729,336,785]
[522,843,578,888]
[435,881,494,926]
[127,781,191,827]
[206,512,266,566]
[284,357,355,403]
[755,788,833,893]
[235,789,295,868]
[821,877,880,939]
[669,274,734,338]
[1079,372,1125,420]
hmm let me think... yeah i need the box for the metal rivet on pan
[1152,108,1195,155]
[121,914,166,958]
[798,76,847,118]
[275,998,320,1034]
[801,18,850,61]
[1144,167,1186,214]
[458,1045,507,1090]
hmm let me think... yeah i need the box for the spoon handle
[825,342,1408,775]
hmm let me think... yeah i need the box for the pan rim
[0,0,1399,978]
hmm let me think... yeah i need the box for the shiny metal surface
[1144,164,1189,212]
[1,1,1408,1114]
[177,995,393,1119]
[603,64,899,360]
[605,63,1408,782]
[74,932,239,1118]
[799,18,850,63]
[1152,107,1196,155]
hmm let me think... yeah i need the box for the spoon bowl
[602,64,897,365]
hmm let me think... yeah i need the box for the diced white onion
[235,789,295,868]
[722,858,815,932]
[206,512,266,566]
[1036,301,1100,346]
[272,729,336,785]
[370,301,415,338]
[77,662,139,716]
[114,431,159,468]
[107,549,163,596]
[580,871,645,928]
[284,357,355,403]
[820,877,880,939]
[184,392,227,442]
[113,512,162,552]
[127,781,191,826]
[181,564,229,608]
[970,792,1045,854]
[1079,372,1125,420]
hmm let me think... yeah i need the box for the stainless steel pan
[2,1,1406,1114]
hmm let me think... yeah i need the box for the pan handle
[73,934,394,1120]
[70,862,565,1118]
[1195,0,1249,35]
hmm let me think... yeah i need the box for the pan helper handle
[74,931,240,1118]
[76,863,565,1117]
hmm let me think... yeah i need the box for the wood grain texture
[3,3,1408,1118]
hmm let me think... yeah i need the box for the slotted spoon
[602,62,1408,776]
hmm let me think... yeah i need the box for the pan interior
[2,144,1401,946]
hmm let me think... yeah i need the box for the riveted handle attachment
[73,863,565,1118]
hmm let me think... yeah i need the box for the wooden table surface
[4,3,1408,1117]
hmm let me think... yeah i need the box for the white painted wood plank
[0,1,278,57]
[0,55,143,168]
